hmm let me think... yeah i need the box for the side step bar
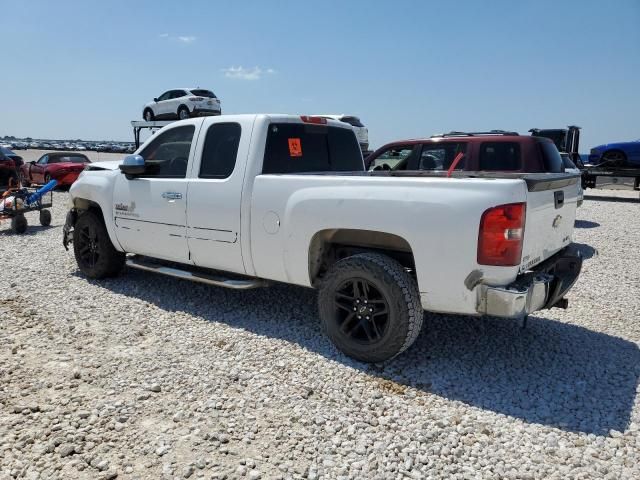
[126,256,268,290]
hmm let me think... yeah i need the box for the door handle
[161,192,183,200]
[554,190,564,209]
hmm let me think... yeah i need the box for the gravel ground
[1,189,639,480]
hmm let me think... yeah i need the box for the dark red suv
[365,131,565,174]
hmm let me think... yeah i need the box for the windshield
[190,89,216,98]
[340,116,364,128]
[0,146,16,156]
[54,155,90,163]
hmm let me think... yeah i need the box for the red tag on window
[288,138,302,157]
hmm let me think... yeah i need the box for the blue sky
[0,0,638,150]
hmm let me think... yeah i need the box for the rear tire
[44,173,51,185]
[73,211,125,279]
[178,106,190,120]
[318,253,423,363]
[39,209,52,226]
[143,109,154,121]
[602,150,627,167]
[11,214,27,234]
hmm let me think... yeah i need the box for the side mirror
[153,97,158,102]
[119,154,145,178]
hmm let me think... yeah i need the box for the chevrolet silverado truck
[63,114,582,362]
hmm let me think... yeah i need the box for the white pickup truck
[63,114,582,362]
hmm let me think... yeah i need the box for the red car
[20,152,91,187]
[1,146,23,188]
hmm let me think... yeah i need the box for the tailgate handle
[554,190,564,209]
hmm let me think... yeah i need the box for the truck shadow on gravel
[91,270,639,436]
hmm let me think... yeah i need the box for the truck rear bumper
[477,244,583,318]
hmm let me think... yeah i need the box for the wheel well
[309,229,416,285]
[603,149,626,159]
[73,198,105,223]
[178,104,189,112]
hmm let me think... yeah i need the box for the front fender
[68,171,123,251]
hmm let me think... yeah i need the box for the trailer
[0,183,54,234]
[581,166,640,191]
[529,126,640,197]
[131,120,174,149]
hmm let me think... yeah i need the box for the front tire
[73,211,125,279]
[143,109,154,121]
[318,253,423,363]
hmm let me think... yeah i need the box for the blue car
[588,140,640,167]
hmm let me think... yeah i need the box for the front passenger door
[112,124,197,263]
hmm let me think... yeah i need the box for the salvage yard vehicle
[63,114,582,363]
[365,131,567,174]
[142,88,222,121]
[0,146,23,187]
[20,152,91,187]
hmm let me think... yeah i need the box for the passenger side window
[157,91,171,101]
[479,142,521,170]
[199,123,241,179]
[37,155,48,165]
[139,125,195,178]
[418,142,467,170]
[171,90,187,99]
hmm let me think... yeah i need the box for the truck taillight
[477,203,526,266]
[300,116,327,125]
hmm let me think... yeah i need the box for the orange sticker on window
[288,138,302,157]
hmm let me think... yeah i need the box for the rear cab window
[479,142,522,171]
[538,140,564,173]
[262,123,363,174]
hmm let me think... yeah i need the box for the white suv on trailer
[142,88,221,121]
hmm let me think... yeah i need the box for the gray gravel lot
[1,189,639,479]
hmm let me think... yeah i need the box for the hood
[55,162,89,169]
[593,140,639,151]
[85,160,121,171]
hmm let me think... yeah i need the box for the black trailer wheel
[143,108,154,121]
[318,253,423,363]
[73,211,125,279]
[11,214,28,234]
[39,209,52,226]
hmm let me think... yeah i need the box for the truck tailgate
[519,174,580,272]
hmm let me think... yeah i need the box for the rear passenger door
[186,118,250,274]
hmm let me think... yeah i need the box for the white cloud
[158,33,196,44]
[222,66,276,81]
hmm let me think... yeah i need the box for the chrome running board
[126,256,268,290]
